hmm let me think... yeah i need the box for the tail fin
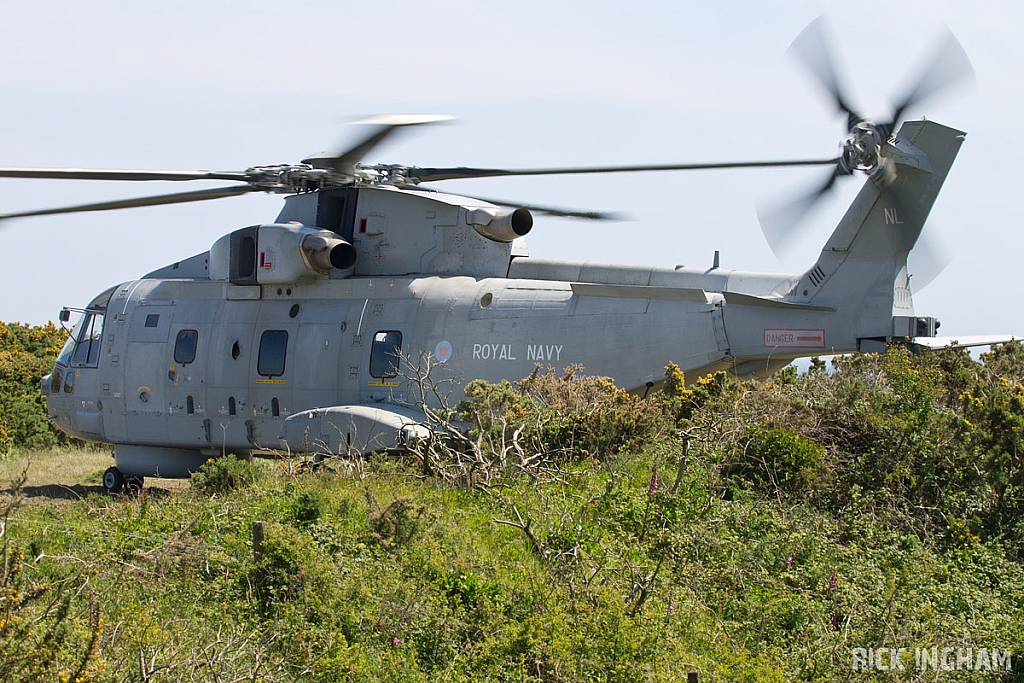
[788,120,965,341]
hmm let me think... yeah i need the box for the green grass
[1,444,1021,683]
[2,345,1024,681]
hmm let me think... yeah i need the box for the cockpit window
[57,310,105,368]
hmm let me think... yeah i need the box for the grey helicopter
[5,21,1003,493]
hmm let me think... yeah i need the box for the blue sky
[1,1,1020,340]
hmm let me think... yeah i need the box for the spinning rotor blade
[0,167,248,182]
[302,114,453,174]
[0,185,258,221]
[407,158,839,183]
[0,116,455,219]
[789,16,863,131]
[884,28,974,136]
[465,196,625,221]
[908,233,953,291]
[758,168,844,257]
[760,18,973,256]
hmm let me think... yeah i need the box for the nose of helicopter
[40,373,50,395]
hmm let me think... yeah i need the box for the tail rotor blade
[889,28,975,129]
[908,232,953,291]
[789,16,863,130]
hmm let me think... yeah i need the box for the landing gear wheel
[103,467,125,494]
[126,476,145,495]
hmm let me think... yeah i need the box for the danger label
[764,328,826,349]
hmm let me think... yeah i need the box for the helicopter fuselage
[45,259,825,472]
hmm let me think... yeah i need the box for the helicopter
[6,21,1007,493]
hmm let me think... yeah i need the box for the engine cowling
[301,232,357,271]
[209,224,356,284]
[466,207,533,243]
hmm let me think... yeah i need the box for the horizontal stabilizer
[909,335,1019,350]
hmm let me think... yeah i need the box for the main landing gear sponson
[102,467,144,495]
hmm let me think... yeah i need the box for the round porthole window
[480,292,493,308]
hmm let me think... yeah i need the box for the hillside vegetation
[0,321,1022,681]
[0,321,70,453]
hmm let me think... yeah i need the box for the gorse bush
[726,427,827,495]
[0,479,100,683]
[365,493,426,549]
[190,454,263,493]
[0,322,70,452]
[459,363,669,466]
[693,343,1024,555]
[445,345,1024,558]
[289,489,327,528]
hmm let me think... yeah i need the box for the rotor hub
[839,122,884,175]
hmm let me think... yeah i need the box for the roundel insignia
[434,340,453,362]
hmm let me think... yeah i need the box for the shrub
[727,427,827,495]
[0,481,101,682]
[366,493,425,549]
[459,365,669,469]
[0,322,71,452]
[249,521,332,616]
[190,454,262,494]
[290,489,326,528]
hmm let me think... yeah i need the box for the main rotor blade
[408,158,839,182]
[466,196,625,221]
[303,114,454,174]
[789,16,863,130]
[0,167,249,182]
[0,185,258,221]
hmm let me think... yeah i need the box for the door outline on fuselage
[246,300,300,448]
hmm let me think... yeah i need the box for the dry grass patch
[0,445,187,501]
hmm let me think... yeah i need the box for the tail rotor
[759,17,974,259]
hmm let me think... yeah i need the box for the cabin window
[174,330,199,365]
[370,330,402,378]
[145,314,160,328]
[258,330,289,377]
